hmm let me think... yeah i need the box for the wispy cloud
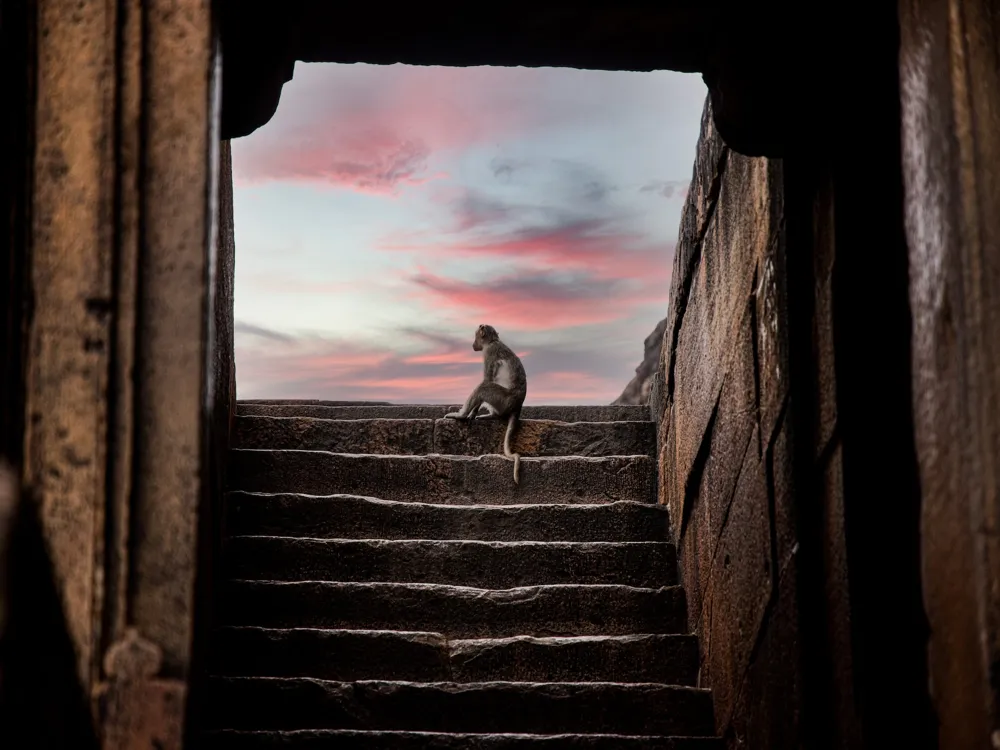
[232,65,589,194]
[234,321,296,343]
[640,179,691,199]
[384,158,673,278]
[408,268,658,330]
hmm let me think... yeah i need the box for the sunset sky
[232,63,707,405]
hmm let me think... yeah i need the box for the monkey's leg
[475,402,501,421]
[475,384,515,419]
[444,382,490,420]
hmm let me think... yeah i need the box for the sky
[232,63,707,405]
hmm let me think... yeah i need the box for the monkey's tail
[503,413,521,485]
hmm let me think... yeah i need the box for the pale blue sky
[232,63,707,404]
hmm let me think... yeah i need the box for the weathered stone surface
[752,160,788,448]
[703,313,760,548]
[448,634,698,685]
[237,403,650,423]
[768,407,796,573]
[210,628,451,682]
[204,678,715,736]
[669,154,773,528]
[675,317,761,630]
[234,416,655,457]
[220,581,688,637]
[433,419,655,458]
[226,494,671,543]
[20,0,218,727]
[678,484,714,631]
[204,729,723,749]
[901,2,1000,739]
[229,451,655,505]
[224,538,676,588]
[728,564,802,750]
[210,627,698,685]
[234,417,434,455]
[705,442,773,730]
[661,99,728,394]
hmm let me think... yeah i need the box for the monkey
[444,324,527,484]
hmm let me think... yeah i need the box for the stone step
[224,537,677,588]
[203,730,722,749]
[210,628,700,685]
[227,494,671,543]
[219,581,687,637]
[229,451,655,505]
[234,416,655,458]
[203,678,715,736]
[239,399,394,406]
[237,402,651,423]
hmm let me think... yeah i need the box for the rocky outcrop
[613,317,668,406]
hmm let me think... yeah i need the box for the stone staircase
[203,401,720,749]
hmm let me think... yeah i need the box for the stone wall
[652,97,799,747]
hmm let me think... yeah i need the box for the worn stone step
[224,537,676,588]
[237,402,650,423]
[219,581,687,637]
[227,494,671,542]
[240,399,394,406]
[203,678,715,736]
[228,451,655,505]
[203,729,722,749]
[234,416,655,458]
[210,627,699,685]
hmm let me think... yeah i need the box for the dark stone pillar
[900,0,1000,745]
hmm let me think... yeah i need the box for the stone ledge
[219,581,688,637]
[223,537,677,588]
[203,677,715,736]
[226,494,672,542]
[204,729,723,749]
[233,416,655,457]
[228,451,656,505]
[210,628,699,685]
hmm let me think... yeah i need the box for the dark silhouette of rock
[614,317,669,406]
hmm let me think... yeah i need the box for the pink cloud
[378,182,674,284]
[231,65,576,194]
[390,228,672,282]
[406,269,666,331]
[235,135,440,195]
[403,350,482,366]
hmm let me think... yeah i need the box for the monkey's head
[473,324,499,351]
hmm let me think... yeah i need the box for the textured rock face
[203,400,720,746]
[613,317,669,406]
[653,95,798,745]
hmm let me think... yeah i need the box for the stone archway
[2,1,999,748]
